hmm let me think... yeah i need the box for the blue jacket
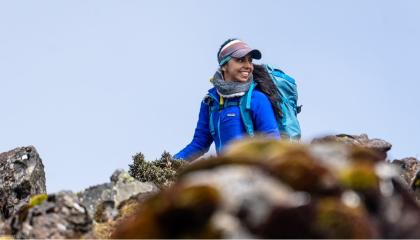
[174,87,280,160]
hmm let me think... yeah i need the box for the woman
[174,39,281,161]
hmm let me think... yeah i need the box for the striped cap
[218,39,262,66]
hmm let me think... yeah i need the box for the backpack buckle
[297,105,302,114]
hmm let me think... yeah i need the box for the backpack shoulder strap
[240,82,257,137]
[203,93,219,138]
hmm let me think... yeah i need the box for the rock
[391,157,420,199]
[77,183,113,220]
[94,200,118,224]
[10,191,92,239]
[115,191,158,219]
[77,169,159,221]
[179,165,313,238]
[112,183,224,239]
[0,218,8,236]
[311,133,392,160]
[269,138,420,238]
[89,191,159,239]
[112,137,420,238]
[391,157,419,186]
[0,146,46,221]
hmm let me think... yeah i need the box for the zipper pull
[219,96,224,110]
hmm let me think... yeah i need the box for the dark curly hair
[253,64,282,120]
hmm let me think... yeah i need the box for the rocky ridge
[0,133,419,238]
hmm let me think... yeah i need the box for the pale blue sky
[1,0,419,193]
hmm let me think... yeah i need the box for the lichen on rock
[10,191,92,239]
[0,146,46,222]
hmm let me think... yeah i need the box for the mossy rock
[112,185,221,239]
[338,163,379,192]
[314,197,377,238]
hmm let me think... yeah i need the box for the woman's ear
[221,61,229,72]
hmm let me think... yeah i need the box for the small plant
[128,151,187,188]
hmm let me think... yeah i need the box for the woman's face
[222,54,254,82]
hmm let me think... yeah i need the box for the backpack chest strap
[209,98,240,112]
[208,97,241,138]
[224,100,240,108]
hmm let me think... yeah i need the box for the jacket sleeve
[250,91,281,138]
[173,100,214,161]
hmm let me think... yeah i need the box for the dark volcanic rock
[0,146,46,221]
[11,191,92,239]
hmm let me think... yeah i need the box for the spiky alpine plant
[128,151,188,188]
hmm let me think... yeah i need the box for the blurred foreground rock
[113,137,420,239]
[0,146,46,222]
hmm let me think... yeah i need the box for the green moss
[339,164,379,192]
[414,179,420,188]
[14,194,49,226]
[28,194,48,207]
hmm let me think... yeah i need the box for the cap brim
[231,48,262,60]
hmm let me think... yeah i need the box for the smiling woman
[174,38,281,161]
[222,55,254,82]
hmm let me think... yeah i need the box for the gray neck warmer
[212,70,253,98]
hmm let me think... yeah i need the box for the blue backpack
[208,64,302,140]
